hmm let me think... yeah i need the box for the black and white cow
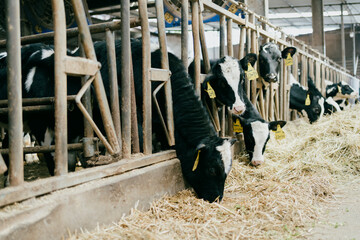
[132,39,236,202]
[0,43,84,180]
[289,76,328,123]
[325,80,358,100]
[189,54,286,166]
[258,42,296,84]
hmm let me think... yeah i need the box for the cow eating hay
[68,105,360,239]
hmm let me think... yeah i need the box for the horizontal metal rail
[0,96,76,107]
[0,143,84,154]
[0,19,141,48]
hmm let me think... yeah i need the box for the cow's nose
[266,73,277,82]
[251,159,264,166]
[233,105,246,115]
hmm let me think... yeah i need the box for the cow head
[326,81,358,100]
[303,78,325,123]
[203,54,257,115]
[234,116,286,166]
[259,42,296,83]
[182,137,236,202]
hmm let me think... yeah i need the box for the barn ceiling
[268,0,360,35]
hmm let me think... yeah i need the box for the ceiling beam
[270,2,360,9]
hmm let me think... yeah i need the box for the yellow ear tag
[274,124,285,140]
[305,94,311,106]
[245,63,258,81]
[338,85,342,94]
[233,119,243,133]
[164,12,174,24]
[205,82,216,99]
[192,150,201,171]
[285,52,293,66]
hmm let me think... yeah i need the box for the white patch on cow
[0,52,7,59]
[318,97,325,120]
[216,140,232,175]
[41,128,54,147]
[24,133,39,164]
[41,128,55,157]
[25,67,36,93]
[251,121,269,165]
[41,49,54,59]
[326,86,336,95]
[325,97,341,112]
[219,56,245,114]
[289,74,306,90]
[324,80,333,86]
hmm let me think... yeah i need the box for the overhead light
[268,10,349,19]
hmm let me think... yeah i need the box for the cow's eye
[207,167,217,177]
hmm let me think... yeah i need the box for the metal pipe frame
[52,0,68,176]
[155,0,175,147]
[181,0,189,69]
[121,0,131,158]
[105,30,122,156]
[191,0,201,96]
[71,0,121,156]
[129,51,140,154]
[6,0,23,186]
[138,0,152,155]
[0,19,141,48]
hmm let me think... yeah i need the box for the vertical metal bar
[227,19,233,57]
[341,4,346,69]
[155,0,175,146]
[250,15,256,105]
[238,27,246,59]
[71,0,121,155]
[219,15,226,137]
[181,0,189,69]
[52,0,68,176]
[353,24,356,75]
[79,39,94,159]
[129,51,140,154]
[105,30,122,156]
[199,11,211,73]
[219,15,226,58]
[192,0,201,96]
[121,0,131,158]
[315,61,321,89]
[6,0,23,185]
[138,0,152,155]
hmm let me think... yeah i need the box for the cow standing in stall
[325,80,358,110]
[2,40,235,203]
[189,42,295,166]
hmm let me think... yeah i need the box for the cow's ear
[281,47,296,58]
[307,77,316,89]
[232,114,246,124]
[240,53,257,71]
[268,120,286,131]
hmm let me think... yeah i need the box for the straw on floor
[68,105,360,240]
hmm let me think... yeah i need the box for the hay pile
[68,105,360,240]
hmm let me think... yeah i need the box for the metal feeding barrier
[0,0,358,208]
[0,0,175,207]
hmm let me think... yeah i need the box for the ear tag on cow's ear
[285,52,293,66]
[192,150,201,171]
[245,63,258,81]
[205,82,216,99]
[274,124,285,140]
[338,85,342,94]
[305,94,311,106]
[233,119,243,133]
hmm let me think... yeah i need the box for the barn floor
[67,104,360,240]
[308,179,360,240]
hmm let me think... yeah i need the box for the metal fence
[0,0,358,207]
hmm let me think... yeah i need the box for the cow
[189,54,286,166]
[93,39,236,202]
[258,42,296,84]
[325,80,358,100]
[289,76,328,123]
[0,44,84,183]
